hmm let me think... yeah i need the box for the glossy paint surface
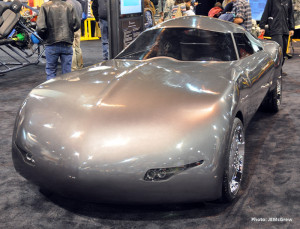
[12,16,282,203]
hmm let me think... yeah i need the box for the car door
[233,32,274,117]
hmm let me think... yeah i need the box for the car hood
[42,58,233,106]
[15,58,234,169]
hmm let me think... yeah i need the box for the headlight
[144,160,204,181]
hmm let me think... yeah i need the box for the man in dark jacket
[36,0,81,80]
[91,0,109,60]
[260,0,295,65]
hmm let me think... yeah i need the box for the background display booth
[108,0,144,58]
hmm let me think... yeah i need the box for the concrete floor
[0,40,299,228]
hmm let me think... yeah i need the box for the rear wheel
[261,76,282,112]
[222,118,245,202]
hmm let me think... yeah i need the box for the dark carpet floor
[0,40,299,229]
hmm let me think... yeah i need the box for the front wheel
[222,118,245,202]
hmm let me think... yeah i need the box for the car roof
[154,16,246,34]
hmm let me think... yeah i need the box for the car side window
[245,32,264,52]
[234,33,254,59]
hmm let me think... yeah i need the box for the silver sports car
[12,16,282,204]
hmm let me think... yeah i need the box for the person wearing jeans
[36,0,80,80]
[92,0,109,60]
[99,19,109,60]
[45,43,73,80]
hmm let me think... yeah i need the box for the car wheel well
[259,76,282,113]
[235,111,244,124]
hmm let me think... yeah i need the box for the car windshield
[116,28,237,61]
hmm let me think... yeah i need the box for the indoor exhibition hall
[0,0,299,228]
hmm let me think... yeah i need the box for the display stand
[108,0,144,58]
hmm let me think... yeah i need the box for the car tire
[261,76,282,112]
[222,118,245,202]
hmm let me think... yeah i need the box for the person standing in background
[190,0,198,14]
[195,0,215,16]
[77,0,88,19]
[222,0,232,8]
[171,0,187,18]
[150,0,158,9]
[232,0,252,32]
[260,0,295,66]
[148,0,157,17]
[92,0,109,60]
[222,0,234,13]
[208,2,223,18]
[67,0,84,71]
[36,0,80,80]
[185,0,195,15]
[157,0,166,22]
[144,0,155,28]
[163,0,176,20]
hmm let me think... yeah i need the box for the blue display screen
[250,0,267,21]
[120,0,142,15]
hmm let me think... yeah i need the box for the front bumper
[12,142,223,204]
